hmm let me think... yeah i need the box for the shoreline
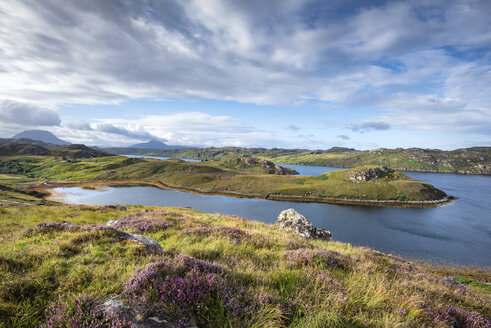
[35,179,456,208]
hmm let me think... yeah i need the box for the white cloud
[57,112,279,147]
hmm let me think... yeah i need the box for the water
[52,164,491,267]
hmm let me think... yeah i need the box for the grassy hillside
[0,205,489,327]
[0,140,111,159]
[269,147,491,175]
[128,146,491,175]
[0,156,448,204]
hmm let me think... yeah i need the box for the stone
[118,231,163,254]
[348,167,394,182]
[275,208,331,241]
[102,298,172,328]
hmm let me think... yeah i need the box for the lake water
[52,163,491,267]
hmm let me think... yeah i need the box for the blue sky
[0,0,490,149]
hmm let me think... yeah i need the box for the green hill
[0,155,448,206]
[126,146,491,175]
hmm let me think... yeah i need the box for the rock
[106,217,163,254]
[102,298,172,327]
[348,167,394,182]
[226,156,298,175]
[275,209,332,241]
[118,231,163,254]
[441,276,469,292]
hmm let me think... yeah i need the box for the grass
[0,205,489,327]
[125,146,491,175]
[0,156,449,205]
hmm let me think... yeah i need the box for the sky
[0,0,490,150]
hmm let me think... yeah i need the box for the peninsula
[0,141,451,207]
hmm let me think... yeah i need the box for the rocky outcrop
[118,231,163,254]
[103,298,174,328]
[106,218,163,254]
[226,156,298,175]
[275,209,331,241]
[348,167,394,182]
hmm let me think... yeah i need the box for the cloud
[64,121,93,131]
[94,123,165,142]
[0,0,489,109]
[337,135,350,140]
[0,100,61,126]
[286,124,301,131]
[0,0,489,141]
[52,112,280,147]
[349,121,390,133]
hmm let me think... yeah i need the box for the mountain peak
[129,140,169,149]
[12,130,70,145]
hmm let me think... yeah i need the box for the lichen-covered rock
[118,231,163,254]
[275,209,332,241]
[102,298,173,327]
[226,156,298,175]
[348,167,394,182]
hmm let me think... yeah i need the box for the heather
[0,205,489,327]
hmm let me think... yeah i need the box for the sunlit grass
[0,205,489,327]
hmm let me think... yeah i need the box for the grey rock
[102,298,172,327]
[348,167,394,182]
[441,276,469,292]
[118,231,163,254]
[275,209,332,241]
[105,219,119,227]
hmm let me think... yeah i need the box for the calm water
[53,164,491,266]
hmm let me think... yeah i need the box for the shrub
[38,296,132,328]
[124,255,252,327]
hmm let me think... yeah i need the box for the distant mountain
[12,130,70,145]
[129,140,170,149]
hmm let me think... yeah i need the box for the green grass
[0,156,448,203]
[0,205,489,327]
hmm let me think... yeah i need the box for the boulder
[118,232,163,254]
[102,298,173,327]
[275,209,332,241]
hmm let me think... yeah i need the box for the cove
[51,165,491,267]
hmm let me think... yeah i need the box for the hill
[12,130,70,145]
[0,141,112,159]
[128,146,491,175]
[0,205,489,327]
[0,154,450,206]
[128,139,185,150]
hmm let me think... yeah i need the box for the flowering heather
[124,255,251,327]
[112,217,172,233]
[24,221,79,235]
[38,296,132,328]
[184,225,270,247]
[283,248,351,269]
[424,306,491,328]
